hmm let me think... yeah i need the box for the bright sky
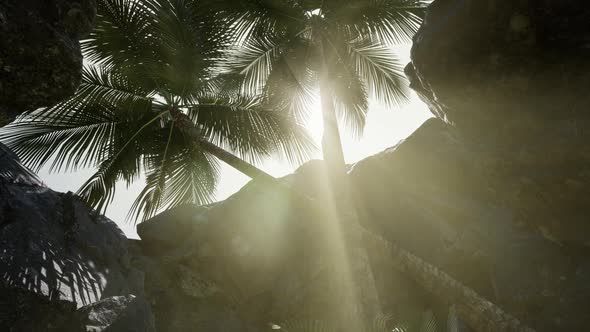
[38,45,432,239]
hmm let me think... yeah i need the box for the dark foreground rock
[0,0,96,125]
[0,145,154,331]
[75,295,155,332]
[406,0,590,248]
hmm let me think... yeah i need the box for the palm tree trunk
[197,139,276,182]
[169,107,276,182]
[318,44,347,182]
[317,38,384,331]
[360,226,537,332]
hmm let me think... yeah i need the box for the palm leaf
[320,35,369,137]
[129,141,219,222]
[76,144,141,214]
[76,111,168,212]
[147,0,229,95]
[77,65,153,107]
[0,104,118,173]
[82,0,156,69]
[0,143,43,186]
[185,94,316,166]
[225,33,286,95]
[348,38,411,107]
[264,37,316,122]
[326,0,425,45]
[203,0,307,43]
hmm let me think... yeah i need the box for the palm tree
[207,0,425,179]
[203,4,538,332]
[203,1,426,327]
[0,0,315,221]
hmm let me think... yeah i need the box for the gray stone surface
[0,148,151,331]
[0,0,96,125]
[405,0,590,248]
[75,295,155,332]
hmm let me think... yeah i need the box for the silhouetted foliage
[0,0,315,221]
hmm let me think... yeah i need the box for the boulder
[128,239,259,332]
[405,0,590,248]
[0,147,152,331]
[137,115,590,331]
[0,0,96,125]
[75,295,155,332]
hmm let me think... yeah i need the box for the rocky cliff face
[0,0,96,125]
[0,145,155,331]
[0,1,157,331]
[134,1,590,331]
[405,0,590,248]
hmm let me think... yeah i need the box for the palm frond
[199,73,246,99]
[329,64,369,139]
[185,94,316,166]
[0,143,43,185]
[320,35,369,138]
[77,65,153,107]
[225,33,286,95]
[0,63,157,174]
[147,0,229,95]
[327,0,425,45]
[82,0,156,69]
[129,143,219,222]
[348,38,411,107]
[76,144,142,214]
[42,65,154,122]
[264,37,317,122]
[202,0,307,43]
[75,110,168,212]
[0,104,118,173]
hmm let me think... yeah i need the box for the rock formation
[0,146,155,331]
[0,0,96,125]
[135,0,590,331]
[405,0,590,249]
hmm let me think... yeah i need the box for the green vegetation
[208,0,424,176]
[0,0,315,221]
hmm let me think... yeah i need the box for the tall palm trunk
[319,74,347,181]
[317,37,384,331]
[169,107,276,182]
[318,39,347,182]
[169,107,536,332]
[197,139,276,181]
